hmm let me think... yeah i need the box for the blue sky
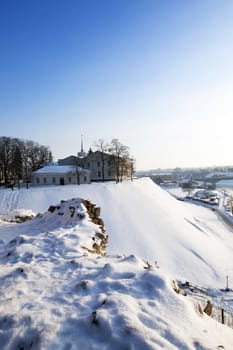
[1,0,233,170]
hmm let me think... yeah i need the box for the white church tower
[77,135,87,158]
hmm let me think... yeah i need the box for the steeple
[81,134,84,152]
[77,134,86,158]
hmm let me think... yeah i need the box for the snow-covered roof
[32,165,89,175]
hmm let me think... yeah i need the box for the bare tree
[20,141,33,188]
[126,157,135,181]
[21,140,52,187]
[109,139,130,183]
[74,164,81,185]
[67,157,81,185]
[0,136,15,184]
[22,141,51,172]
[0,136,53,188]
[94,139,109,182]
[181,180,193,198]
[10,141,23,188]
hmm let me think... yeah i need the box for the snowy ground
[0,178,233,349]
[161,184,187,198]
[1,179,233,288]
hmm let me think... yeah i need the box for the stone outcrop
[82,199,108,256]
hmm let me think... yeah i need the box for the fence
[212,306,233,328]
[178,281,233,329]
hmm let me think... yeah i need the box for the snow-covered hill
[1,178,233,288]
[0,190,233,349]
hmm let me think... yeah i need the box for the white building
[56,137,134,183]
[59,151,117,182]
[31,165,90,186]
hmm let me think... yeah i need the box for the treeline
[0,136,53,187]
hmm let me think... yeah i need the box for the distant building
[31,165,90,186]
[58,139,133,182]
[150,173,175,185]
[59,151,119,182]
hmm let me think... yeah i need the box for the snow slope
[1,178,233,288]
[0,196,232,349]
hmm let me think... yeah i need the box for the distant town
[136,165,233,220]
[135,165,233,190]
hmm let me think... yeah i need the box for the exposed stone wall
[82,199,108,256]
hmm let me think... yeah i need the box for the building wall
[80,152,116,181]
[58,151,132,182]
[150,174,174,185]
[32,172,90,186]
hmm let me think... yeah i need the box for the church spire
[78,134,86,158]
[81,134,84,152]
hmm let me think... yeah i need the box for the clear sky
[1,0,233,170]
